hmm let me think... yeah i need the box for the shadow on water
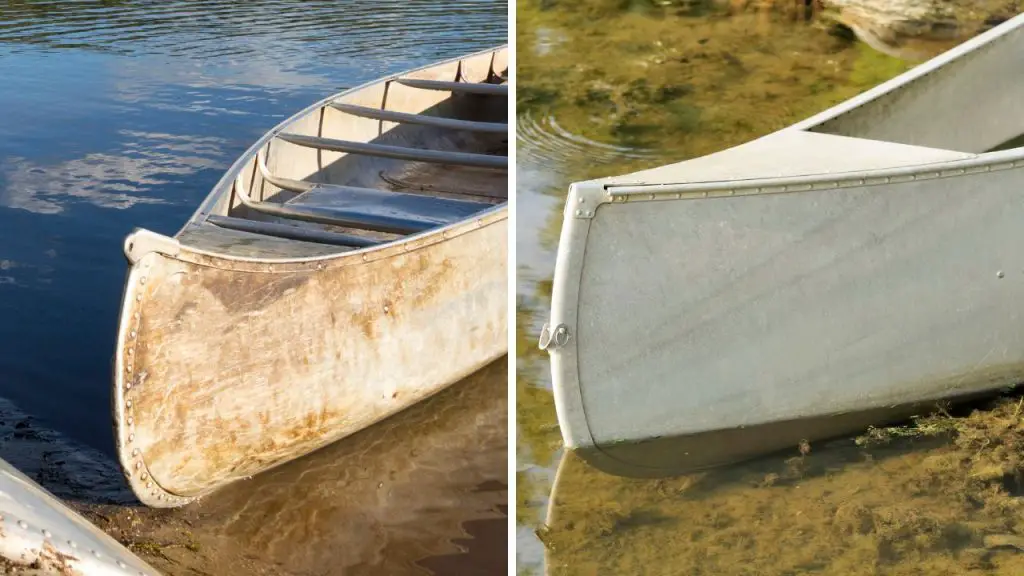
[516,0,1024,574]
[0,1,507,574]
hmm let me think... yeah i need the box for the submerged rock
[818,0,1019,60]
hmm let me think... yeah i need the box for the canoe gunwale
[789,13,1024,134]
[602,142,1024,199]
[124,201,506,268]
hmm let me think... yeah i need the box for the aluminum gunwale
[606,147,1024,198]
[789,12,1024,132]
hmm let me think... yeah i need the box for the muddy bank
[0,358,507,576]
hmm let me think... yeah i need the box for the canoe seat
[284,184,493,235]
[206,215,380,248]
[276,133,507,170]
[330,102,507,134]
[393,78,508,96]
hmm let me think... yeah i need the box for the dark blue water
[0,0,507,456]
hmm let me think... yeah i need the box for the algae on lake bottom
[516,1,1024,574]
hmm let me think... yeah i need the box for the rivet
[316,263,324,270]
[128,432,135,441]
[127,365,133,373]
[135,462,141,470]
[126,400,132,409]
[133,312,139,319]
[157,494,163,500]
[146,482,152,489]
[362,255,368,262]
[383,305,389,313]
[998,270,1005,279]
[93,549,101,558]
[127,417,133,425]
[118,561,127,568]
[130,330,137,338]
[126,382,132,391]
[578,197,584,204]
[132,449,139,456]
[128,349,134,356]
[575,209,583,217]
[17,521,27,529]
[141,473,147,481]
[140,277,147,285]
[68,540,77,549]
[42,529,51,538]
[135,294,142,301]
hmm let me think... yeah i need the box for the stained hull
[116,209,505,506]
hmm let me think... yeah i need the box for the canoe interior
[804,22,1024,154]
[177,47,508,259]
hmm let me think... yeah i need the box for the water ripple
[0,0,506,61]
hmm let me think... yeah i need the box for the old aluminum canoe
[0,457,159,574]
[542,14,1024,478]
[115,46,507,507]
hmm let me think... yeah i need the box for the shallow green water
[514,2,1024,574]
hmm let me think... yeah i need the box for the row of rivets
[620,161,1023,202]
[6,514,147,574]
[124,279,143,490]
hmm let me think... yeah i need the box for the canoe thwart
[276,133,507,170]
[329,102,507,133]
[393,77,508,96]
[205,214,380,248]
[284,184,492,234]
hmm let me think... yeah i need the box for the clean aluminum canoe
[115,46,508,507]
[541,14,1024,478]
[0,457,159,574]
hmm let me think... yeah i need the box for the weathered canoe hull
[544,14,1024,477]
[0,457,158,574]
[115,207,506,507]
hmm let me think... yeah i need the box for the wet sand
[0,358,507,576]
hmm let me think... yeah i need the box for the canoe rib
[393,77,507,96]
[230,166,490,235]
[276,133,508,170]
[205,215,380,248]
[329,102,507,133]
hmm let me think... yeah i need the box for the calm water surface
[0,1,507,574]
[516,2,1024,574]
